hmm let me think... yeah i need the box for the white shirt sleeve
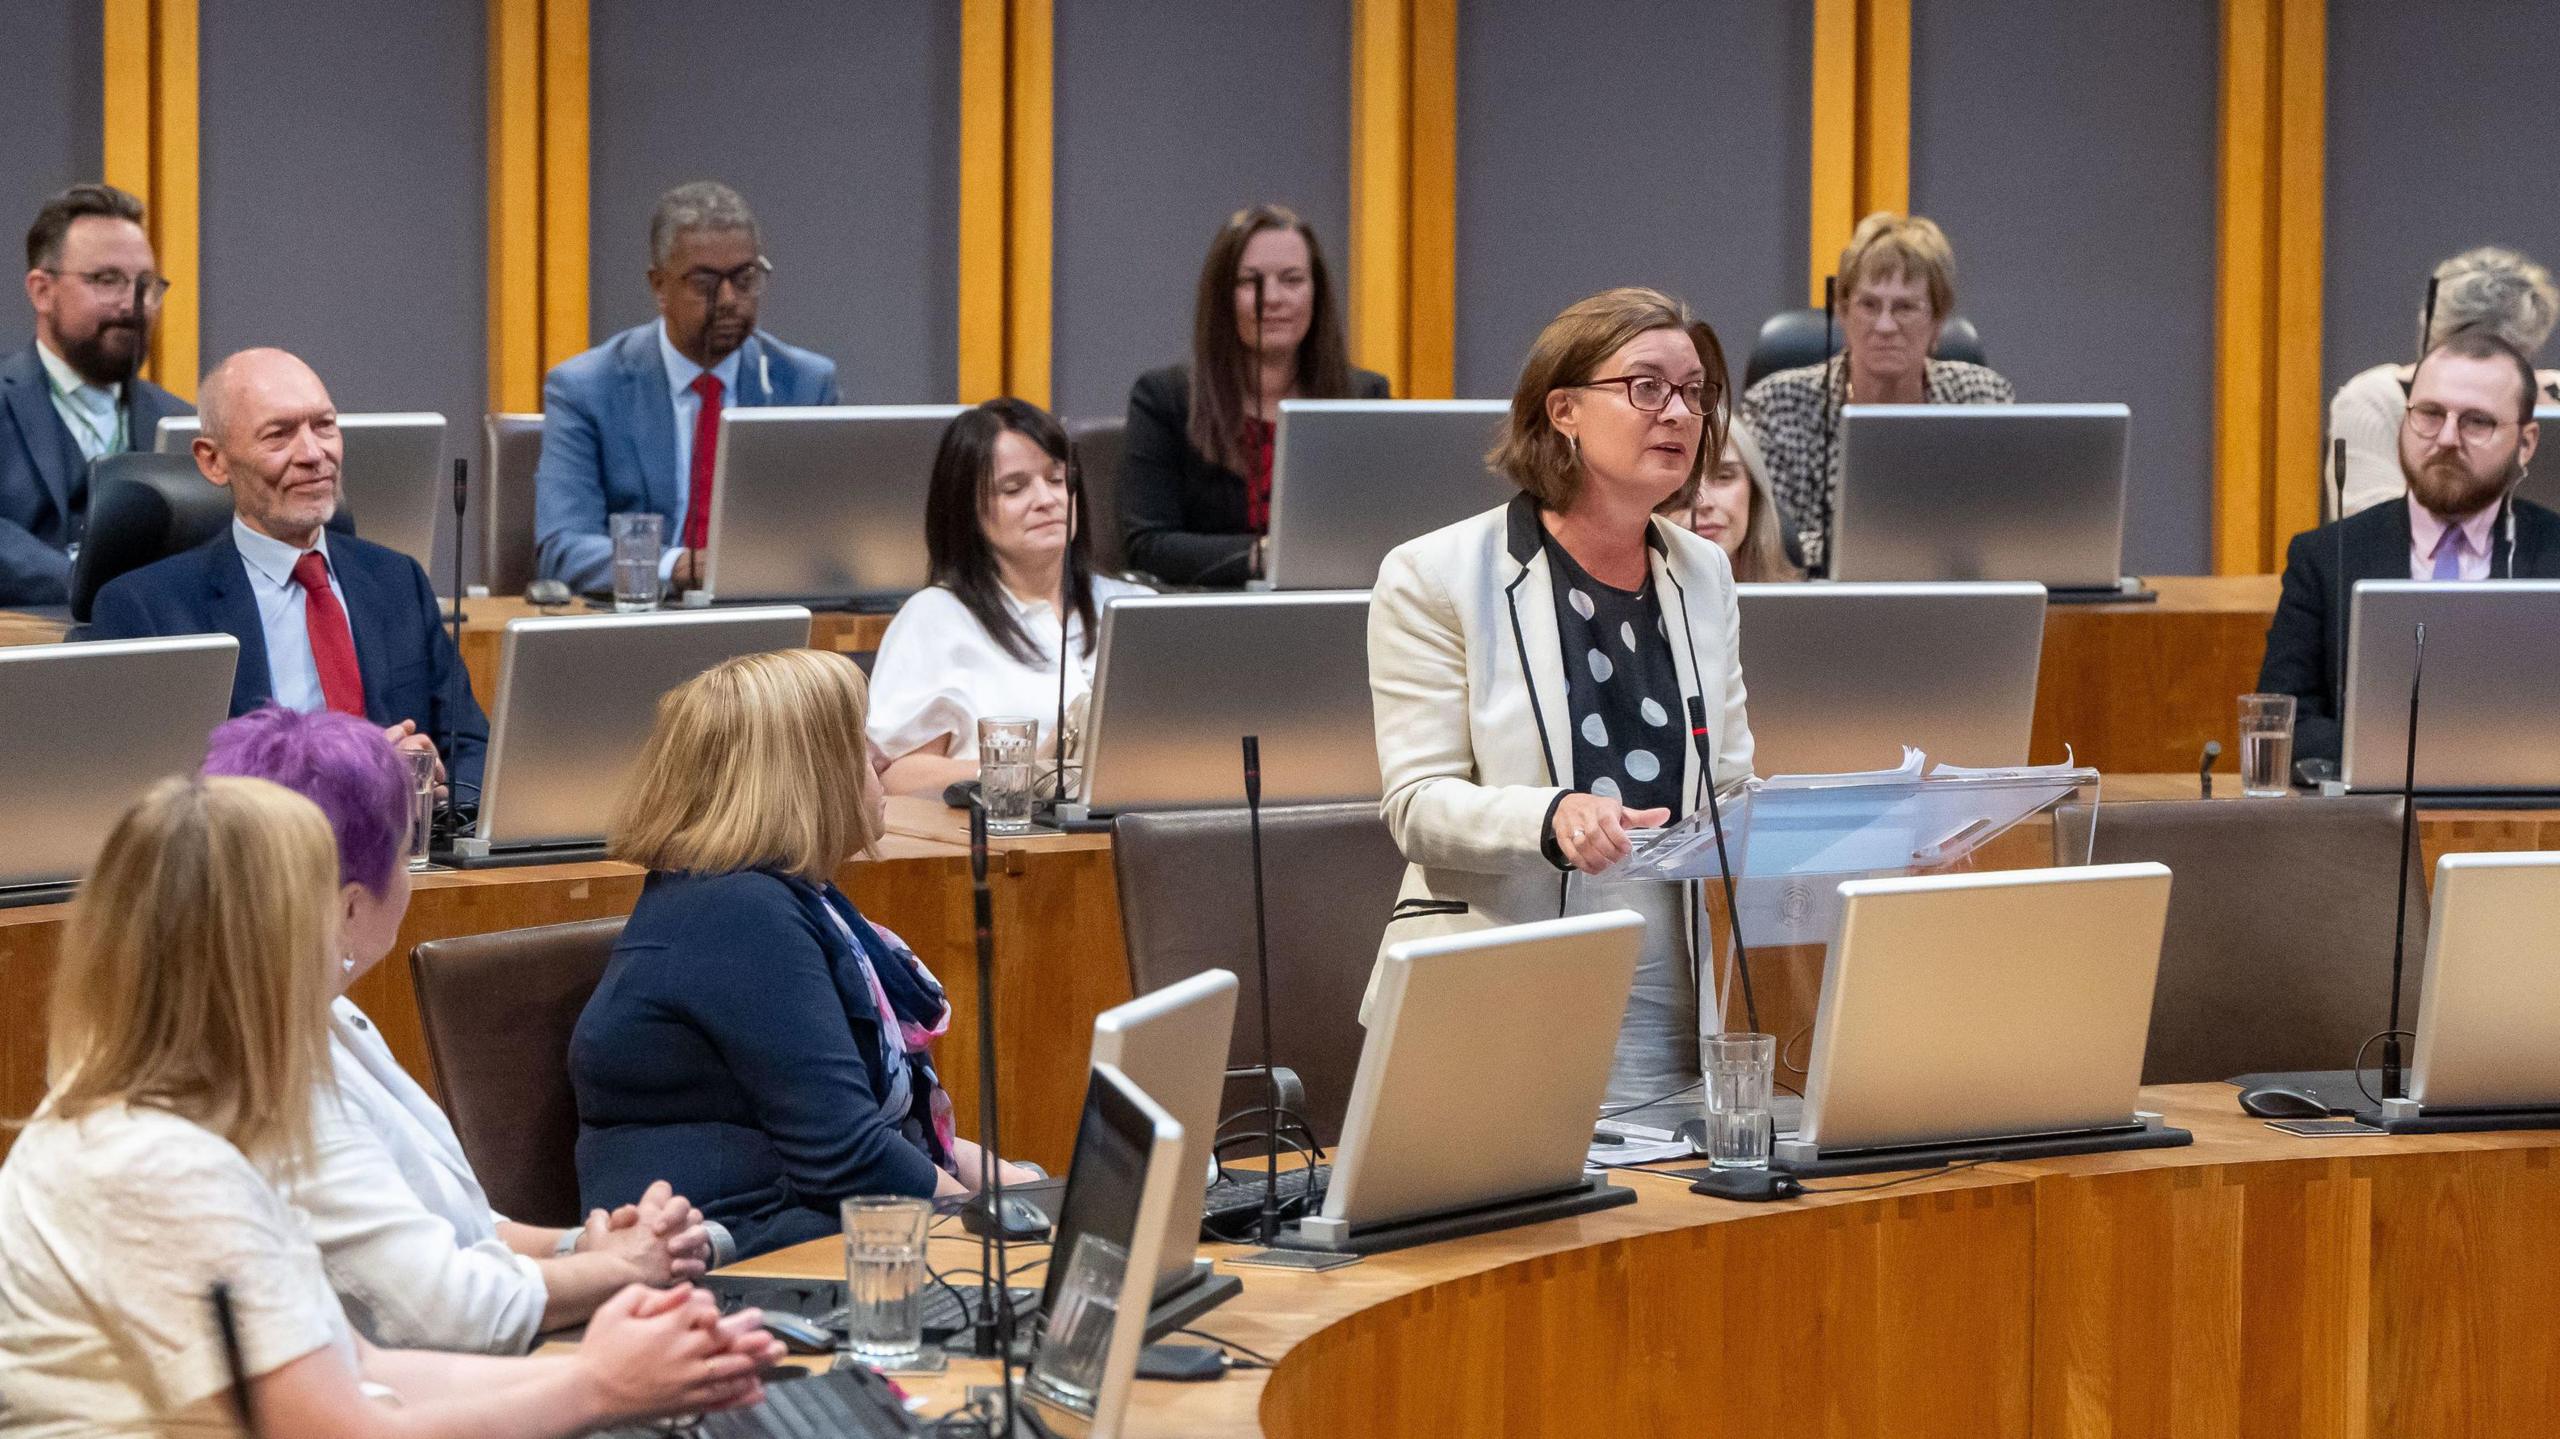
[289,1029,549,1354]
[866,589,986,764]
[2332,364,2410,518]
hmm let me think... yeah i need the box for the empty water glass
[1025,1233,1127,1422]
[404,747,437,872]
[610,512,663,613]
[840,1196,931,1366]
[977,716,1039,835]
[1702,1032,1777,1170]
[2239,693,2295,797]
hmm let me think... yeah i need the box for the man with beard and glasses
[533,181,839,596]
[90,348,488,795]
[2,184,192,605]
[2259,327,2555,766]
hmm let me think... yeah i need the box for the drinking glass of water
[403,747,438,872]
[839,1195,931,1367]
[609,512,663,613]
[977,716,1039,835]
[1025,1233,1127,1421]
[2238,693,2296,798]
[1702,1032,1776,1170]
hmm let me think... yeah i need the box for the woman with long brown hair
[1119,203,1390,584]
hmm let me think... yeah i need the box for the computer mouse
[2237,1084,2334,1119]
[959,1194,1052,1242]
[754,1309,838,1355]
[524,578,573,607]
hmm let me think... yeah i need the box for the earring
[340,952,357,975]
[1567,433,1582,469]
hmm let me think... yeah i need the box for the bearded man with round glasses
[1,183,192,605]
[2258,327,2556,768]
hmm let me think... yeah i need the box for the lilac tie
[2432,531,2465,581]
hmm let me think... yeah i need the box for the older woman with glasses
[2330,246,2560,517]
[203,706,713,1355]
[1741,211,2014,574]
[1366,287,1754,1125]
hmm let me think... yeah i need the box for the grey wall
[1455,1,1809,401]
[1052,0,1351,422]
[199,0,485,581]
[1909,0,2220,576]
[4,4,103,281]
[589,0,959,404]
[2325,0,2560,400]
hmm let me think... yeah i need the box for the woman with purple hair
[204,706,714,1354]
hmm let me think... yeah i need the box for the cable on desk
[1797,1158,1994,1194]
[1176,1327,1278,1370]
[1598,1080,1702,1120]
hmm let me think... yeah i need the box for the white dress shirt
[282,997,549,1353]
[232,517,356,713]
[34,339,125,461]
[867,577,1152,765]
[656,320,745,577]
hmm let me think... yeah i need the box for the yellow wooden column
[488,0,589,414]
[1807,0,1910,304]
[959,0,1052,407]
[2213,0,2325,575]
[101,0,198,400]
[1349,0,1456,399]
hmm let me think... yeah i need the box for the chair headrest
[1741,308,1988,390]
[68,452,359,622]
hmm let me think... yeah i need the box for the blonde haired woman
[1742,211,2015,572]
[1660,419,1804,583]
[1367,286,1754,1123]
[0,776,780,1436]
[573,649,1035,1262]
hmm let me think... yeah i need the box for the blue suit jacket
[570,870,943,1261]
[87,527,490,793]
[533,322,841,592]
[0,341,190,605]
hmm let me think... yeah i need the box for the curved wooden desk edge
[738,1083,2560,1436]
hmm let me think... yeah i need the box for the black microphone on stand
[2380,622,2426,1101]
[2198,740,2222,799]
[957,797,1021,1430]
[436,458,471,841]
[1813,275,1840,577]
[1685,696,1760,1035]
[2418,275,2440,363]
[1048,466,1078,816]
[1239,735,1286,1247]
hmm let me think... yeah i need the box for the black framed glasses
[2406,401,2514,447]
[676,256,772,300]
[44,268,172,307]
[1571,374,1716,416]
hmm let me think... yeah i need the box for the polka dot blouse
[1540,532,1685,819]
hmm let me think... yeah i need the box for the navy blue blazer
[0,341,190,605]
[532,322,841,592]
[569,870,947,1261]
[87,527,490,792]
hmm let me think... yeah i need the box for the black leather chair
[1067,416,1128,576]
[482,413,544,597]
[70,450,354,622]
[1741,308,1987,390]
[409,916,625,1227]
[2055,798,2427,1085]
[1112,804,1405,1147]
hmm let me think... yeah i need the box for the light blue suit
[533,321,840,592]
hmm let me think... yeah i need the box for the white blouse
[0,1102,358,1436]
[280,998,548,1354]
[867,577,1151,765]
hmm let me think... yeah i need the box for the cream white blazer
[1364,494,1755,1014]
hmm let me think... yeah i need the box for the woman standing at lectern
[1365,287,1754,1121]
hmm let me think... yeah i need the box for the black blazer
[2258,495,2560,763]
[0,341,190,605]
[87,527,490,791]
[1118,361,1392,585]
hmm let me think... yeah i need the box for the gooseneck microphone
[2330,437,2349,722]
[1048,470,1078,813]
[1240,734,1285,1246]
[2419,275,2440,361]
[2198,740,2222,799]
[448,458,469,652]
[960,796,1020,1431]
[2381,622,2426,1101]
[1813,275,1840,577]
[1685,695,1761,1034]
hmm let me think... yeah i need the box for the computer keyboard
[1200,1162,1329,1237]
[709,1274,1037,1344]
[590,1365,919,1439]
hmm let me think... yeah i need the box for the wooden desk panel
[2033,575,2279,774]
[736,1088,2560,1437]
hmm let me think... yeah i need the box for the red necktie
[289,551,366,717]
[682,372,724,551]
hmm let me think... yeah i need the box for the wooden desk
[733,1085,2560,1436]
[2031,574,2278,774]
[447,597,894,712]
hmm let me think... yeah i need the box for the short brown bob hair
[1490,287,1731,510]
[1839,211,1957,319]
[611,648,885,884]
